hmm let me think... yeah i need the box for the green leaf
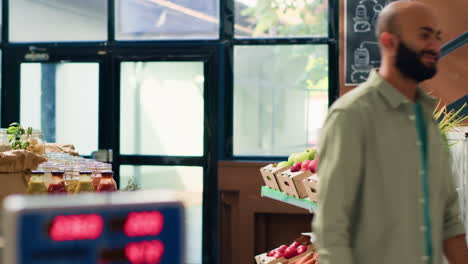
[22,142,30,149]
[7,126,18,134]
[12,141,21,150]
[26,127,33,136]
[7,135,14,142]
[9,122,20,127]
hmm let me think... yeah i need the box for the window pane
[120,165,203,264]
[116,0,219,40]
[120,62,204,156]
[20,63,99,155]
[235,0,328,38]
[234,45,328,156]
[10,0,107,42]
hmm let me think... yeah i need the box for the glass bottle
[41,162,58,188]
[0,128,12,152]
[97,171,117,192]
[75,171,95,193]
[27,171,48,194]
[22,129,45,156]
[48,171,67,194]
[90,163,102,190]
[64,165,78,194]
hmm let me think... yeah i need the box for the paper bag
[0,150,47,202]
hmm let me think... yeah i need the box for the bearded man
[312,1,468,264]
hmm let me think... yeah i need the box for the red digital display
[125,240,165,263]
[49,214,103,241]
[124,211,164,237]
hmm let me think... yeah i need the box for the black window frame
[222,0,340,161]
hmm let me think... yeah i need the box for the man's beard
[395,41,438,82]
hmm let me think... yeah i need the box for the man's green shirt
[312,70,465,264]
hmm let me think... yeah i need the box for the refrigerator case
[446,127,468,243]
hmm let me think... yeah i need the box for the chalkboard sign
[345,0,392,85]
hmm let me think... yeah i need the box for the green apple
[305,147,317,160]
[293,152,309,163]
[288,153,297,163]
[277,161,291,168]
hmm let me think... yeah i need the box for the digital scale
[2,190,185,264]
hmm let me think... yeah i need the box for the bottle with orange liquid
[48,171,67,194]
[27,171,48,194]
[91,163,103,190]
[96,171,117,192]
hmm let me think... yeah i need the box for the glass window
[116,0,219,40]
[235,0,328,38]
[233,45,328,156]
[120,61,205,156]
[120,165,203,264]
[10,0,107,42]
[20,63,99,155]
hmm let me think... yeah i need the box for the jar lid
[101,171,114,176]
[31,171,45,175]
[79,171,92,175]
[51,171,65,175]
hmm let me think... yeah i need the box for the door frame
[2,44,221,263]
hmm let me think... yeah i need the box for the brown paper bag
[0,150,47,202]
[45,143,79,156]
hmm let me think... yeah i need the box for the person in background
[312,1,468,264]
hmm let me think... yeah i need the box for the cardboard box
[260,164,290,191]
[302,174,319,203]
[277,169,313,199]
[254,244,315,264]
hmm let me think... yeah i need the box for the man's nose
[429,40,442,55]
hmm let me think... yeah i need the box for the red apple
[267,250,276,257]
[283,247,298,259]
[308,159,318,173]
[296,245,308,254]
[273,252,283,259]
[277,245,288,253]
[289,241,300,248]
[301,160,312,169]
[290,162,302,172]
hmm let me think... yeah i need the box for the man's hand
[288,252,319,264]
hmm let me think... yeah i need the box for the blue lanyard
[414,103,433,263]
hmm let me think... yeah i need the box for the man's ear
[380,32,398,54]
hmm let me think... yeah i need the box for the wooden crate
[302,174,319,203]
[254,245,315,264]
[276,169,312,199]
[260,164,290,191]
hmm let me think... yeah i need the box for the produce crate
[302,174,319,203]
[277,169,313,199]
[254,244,315,264]
[260,164,290,191]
